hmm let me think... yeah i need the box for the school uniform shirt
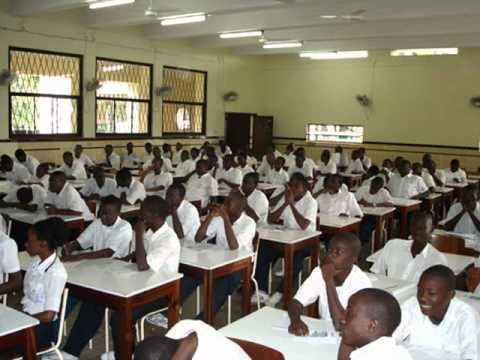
[143,151,154,164]
[294,265,371,321]
[59,161,87,180]
[162,156,174,173]
[46,183,94,221]
[334,152,349,168]
[3,184,47,208]
[106,152,121,170]
[246,189,269,225]
[80,177,117,198]
[317,159,337,174]
[143,222,181,273]
[387,173,428,199]
[186,173,218,208]
[171,151,182,166]
[370,239,448,282]
[74,153,95,168]
[30,174,49,189]
[174,159,196,178]
[312,178,348,195]
[22,253,67,315]
[0,232,20,283]
[204,212,256,252]
[80,217,132,255]
[355,186,393,205]
[349,337,413,360]
[316,191,363,217]
[143,172,173,198]
[166,200,200,244]
[1,162,31,184]
[20,155,40,175]
[216,167,242,189]
[246,155,258,169]
[238,164,254,178]
[288,163,314,179]
[444,168,467,184]
[166,320,250,360]
[279,191,318,231]
[266,168,289,186]
[257,161,273,179]
[114,179,146,205]
[394,297,479,360]
[283,153,296,169]
[345,158,365,174]
[122,153,140,168]
[421,171,436,189]
[215,146,232,157]
[434,169,447,185]
[362,156,372,169]
[444,202,480,240]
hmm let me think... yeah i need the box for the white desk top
[426,193,442,200]
[180,243,253,271]
[318,214,361,228]
[0,208,84,225]
[67,179,86,189]
[367,273,417,304]
[220,307,339,360]
[434,187,454,194]
[338,172,363,179]
[360,206,396,217]
[258,183,282,192]
[0,305,39,337]
[446,182,469,188]
[391,197,422,207]
[257,224,322,244]
[0,180,12,194]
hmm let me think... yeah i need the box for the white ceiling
[8,0,480,55]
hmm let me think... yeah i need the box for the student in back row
[185,159,218,210]
[387,159,429,199]
[59,151,87,180]
[444,158,467,184]
[80,166,116,200]
[14,149,39,176]
[0,154,30,184]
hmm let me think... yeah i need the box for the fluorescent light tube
[263,41,303,49]
[390,48,458,56]
[159,13,206,26]
[219,30,263,39]
[300,50,368,60]
[88,0,134,10]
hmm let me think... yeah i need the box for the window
[162,66,207,135]
[95,58,152,136]
[306,124,364,143]
[9,48,82,137]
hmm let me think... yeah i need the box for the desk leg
[167,280,180,328]
[399,209,408,239]
[241,262,252,316]
[372,217,383,253]
[282,245,294,310]
[203,271,214,325]
[117,301,134,360]
[23,328,37,360]
[310,237,320,269]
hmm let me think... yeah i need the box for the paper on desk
[272,313,339,344]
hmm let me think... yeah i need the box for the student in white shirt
[59,151,87,180]
[142,158,173,198]
[122,142,140,169]
[0,154,31,184]
[288,233,371,332]
[157,145,174,173]
[236,153,254,178]
[14,149,39,175]
[345,150,365,174]
[143,142,154,164]
[370,211,447,282]
[338,288,412,360]
[316,174,363,218]
[162,143,173,160]
[0,185,47,212]
[334,146,350,169]
[28,163,50,189]
[394,265,480,360]
[0,231,22,298]
[380,158,394,183]
[312,175,349,198]
[166,183,200,244]
[424,159,446,188]
[216,140,232,157]
[412,162,435,192]
[445,159,468,184]
[358,147,371,170]
[257,152,275,181]
[355,177,393,207]
[317,149,337,175]
[185,159,219,210]
[360,165,381,188]
[387,159,429,199]
[266,156,290,186]
[73,144,95,168]
[102,144,121,170]
[114,168,146,205]
[171,142,183,166]
[283,143,296,169]
[216,155,243,190]
[289,154,314,180]
[241,172,269,225]
[80,166,117,200]
[45,171,94,221]
[295,147,317,172]
[190,147,201,165]
[174,150,196,178]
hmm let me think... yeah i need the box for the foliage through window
[96,58,152,135]
[9,48,82,137]
[162,66,207,135]
[306,124,364,143]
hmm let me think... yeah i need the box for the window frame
[94,57,153,138]
[8,46,84,140]
[161,65,208,137]
[305,123,365,144]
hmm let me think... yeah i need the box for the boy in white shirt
[80,166,117,200]
[216,140,232,157]
[424,159,446,188]
[185,159,219,210]
[114,168,146,205]
[0,154,31,184]
[28,163,50,189]
[295,147,317,172]
[339,288,412,360]
[162,143,173,160]
[355,177,393,207]
[266,157,289,186]
[171,142,183,165]
[236,153,254,178]
[174,150,196,178]
[334,146,349,169]
[444,158,467,184]
[143,142,154,164]
[370,211,447,282]
[102,144,121,170]
[0,185,47,212]
[360,165,380,188]
[387,159,429,199]
[59,151,87,180]
[394,265,480,360]
[283,143,296,169]
[14,149,39,175]
[142,157,173,198]
[0,231,22,298]
[316,174,363,217]
[412,162,435,192]
[289,154,314,180]
[122,142,140,169]
[241,172,269,225]
[345,150,365,174]
[288,233,371,332]
[73,144,95,168]
[216,154,242,190]
[166,183,200,244]
[317,149,337,176]
[190,147,201,165]
[257,152,275,180]
[358,147,371,170]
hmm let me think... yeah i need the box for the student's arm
[140,167,153,181]
[322,263,346,330]
[146,185,165,192]
[134,220,149,271]
[183,169,196,182]
[46,207,82,216]
[337,342,355,360]
[444,209,465,231]
[0,200,37,212]
[268,199,289,224]
[171,209,185,239]
[32,310,57,323]
[217,206,239,250]
[284,189,311,230]
[269,188,286,207]
[358,198,373,207]
[62,240,81,256]
[244,203,259,222]
[287,299,309,336]
[412,189,429,199]
[194,212,215,242]
[62,249,114,262]
[0,271,22,296]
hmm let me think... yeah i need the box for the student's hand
[321,262,337,283]
[454,178,460,183]
[288,319,309,336]
[46,206,58,215]
[285,188,295,205]
[62,254,82,262]
[339,213,349,217]
[215,205,229,220]
[135,219,146,236]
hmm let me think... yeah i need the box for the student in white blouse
[121,142,141,169]
[0,185,47,212]
[185,159,219,209]
[216,155,243,190]
[387,159,429,199]
[103,144,121,170]
[316,174,363,217]
[14,149,39,175]
[166,183,200,244]
[394,265,479,360]
[114,168,146,205]
[288,154,314,180]
[444,158,468,184]
[0,231,22,298]
[345,149,365,174]
[142,158,173,198]
[0,154,31,184]
[59,151,87,180]
[241,172,269,225]
[80,167,117,200]
[317,149,337,175]
[236,153,254,178]
[73,144,95,168]
[174,150,196,178]
[370,211,447,282]
[288,233,371,332]
[266,157,289,186]
[339,288,412,360]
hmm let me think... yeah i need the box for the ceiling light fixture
[321,15,337,19]
[159,13,207,26]
[219,30,263,39]
[88,0,135,10]
[263,41,303,49]
[300,50,369,60]
[390,48,458,56]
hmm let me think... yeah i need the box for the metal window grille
[306,124,364,143]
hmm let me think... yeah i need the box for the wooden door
[253,115,273,158]
[225,112,253,155]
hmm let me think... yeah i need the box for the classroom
[0,1,480,359]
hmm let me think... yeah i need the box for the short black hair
[116,168,132,182]
[167,183,186,197]
[51,171,66,182]
[371,176,384,188]
[14,149,26,159]
[289,172,309,188]
[31,218,70,250]
[134,336,179,360]
[421,265,456,291]
[17,187,33,204]
[1,155,13,165]
[368,165,380,175]
[331,232,362,256]
[243,172,259,185]
[451,158,460,166]
[410,210,433,226]
[142,196,169,219]
[101,195,122,213]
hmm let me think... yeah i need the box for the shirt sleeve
[370,242,390,275]
[459,308,480,360]
[127,182,146,204]
[43,271,67,313]
[205,217,221,241]
[416,177,428,194]
[301,197,318,225]
[209,178,219,197]
[145,237,176,273]
[80,180,92,196]
[107,223,133,258]
[182,206,201,243]
[76,221,96,249]
[445,203,462,222]
[234,218,256,250]
[381,189,393,203]
[232,169,243,185]
[254,193,269,223]
[294,267,323,307]
[64,187,87,213]
[1,238,20,274]
[347,193,363,217]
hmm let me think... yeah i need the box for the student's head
[190,147,199,160]
[266,152,275,166]
[14,149,27,163]
[175,142,182,151]
[223,155,234,170]
[393,156,404,170]
[398,159,411,177]
[224,191,246,219]
[382,158,393,170]
[369,176,384,195]
[17,187,33,205]
[126,142,134,153]
[99,195,121,226]
[241,172,259,196]
[450,158,460,172]
[162,143,171,154]
[0,155,14,172]
[460,185,478,212]
[74,144,83,158]
[295,147,306,158]
[196,159,209,175]
[134,336,180,360]
[26,218,69,256]
[320,150,331,164]
[422,153,432,167]
[417,265,456,323]
[409,211,433,244]
[145,142,152,153]
[285,143,294,155]
[207,155,218,170]
[140,196,170,229]
[92,166,106,187]
[324,174,342,194]
[424,159,436,173]
[411,162,422,176]
[237,154,246,167]
[166,183,186,210]
[358,147,366,158]
[116,168,132,188]
[180,150,189,162]
[294,154,305,168]
[366,165,379,178]
[341,288,402,348]
[274,156,285,171]
[326,232,361,271]
[49,171,66,193]
[153,146,162,158]
[219,139,226,150]
[289,173,309,201]
[152,157,163,174]
[35,163,49,178]
[335,146,343,154]
[63,151,74,167]
[351,149,359,160]
[105,144,113,156]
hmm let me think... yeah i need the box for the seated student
[45,171,94,221]
[345,150,365,174]
[162,143,173,160]
[282,143,296,169]
[412,162,435,193]
[245,148,258,169]
[174,150,196,178]
[370,211,447,282]
[185,159,219,209]
[144,146,174,173]
[380,158,394,182]
[444,158,467,184]
[28,163,50,189]
[355,177,393,207]
[134,320,250,360]
[142,158,173,199]
[216,139,232,158]
[0,154,31,184]
[236,153,254,178]
[257,152,275,182]
[311,174,349,198]
[288,233,371,331]
[317,149,337,176]
[190,147,201,165]
[73,144,95,168]
[181,191,256,319]
[423,159,446,188]
[171,142,183,166]
[394,265,480,359]
[166,183,200,244]
[266,156,289,186]
[14,149,39,176]
[0,185,47,212]
[0,230,22,300]
[334,146,349,169]
[316,174,363,218]
[80,166,116,200]
[241,172,269,225]
[338,288,412,360]
[295,147,317,171]
[102,144,121,170]
[114,168,146,205]
[360,165,380,188]
[288,154,314,181]
[59,151,87,180]
[443,185,480,241]
[63,196,180,359]
[255,173,318,305]
[216,154,242,190]
[358,147,371,170]
[387,159,429,199]
[143,142,154,164]
[122,142,140,168]
[261,144,281,165]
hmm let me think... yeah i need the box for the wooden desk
[317,214,361,236]
[434,187,454,217]
[257,225,321,308]
[0,305,39,360]
[179,243,253,325]
[432,229,479,256]
[391,198,422,238]
[360,206,396,252]
[446,181,469,201]
[338,172,363,189]
[423,193,443,222]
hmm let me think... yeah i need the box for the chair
[230,338,285,360]
[431,233,479,256]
